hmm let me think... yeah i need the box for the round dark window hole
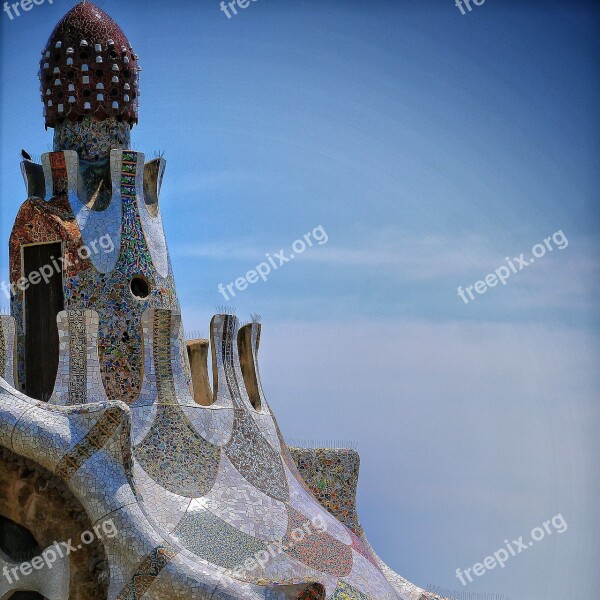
[130,276,150,299]
[83,89,91,97]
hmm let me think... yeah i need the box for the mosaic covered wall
[289,448,362,537]
[10,149,179,403]
[0,303,447,599]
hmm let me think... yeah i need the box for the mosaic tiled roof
[39,1,140,129]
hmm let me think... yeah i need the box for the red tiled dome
[39,1,140,129]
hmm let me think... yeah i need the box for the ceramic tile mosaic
[0,3,451,599]
[237,323,281,451]
[136,160,169,279]
[115,545,177,600]
[214,315,289,502]
[0,321,5,381]
[0,316,16,387]
[0,541,70,599]
[174,504,268,571]
[200,453,288,541]
[62,150,179,404]
[134,402,222,497]
[283,506,352,578]
[344,550,399,600]
[51,309,110,405]
[284,463,352,546]
[54,405,123,481]
[54,118,131,162]
[331,580,370,600]
[132,459,191,533]
[60,149,121,272]
[289,448,362,536]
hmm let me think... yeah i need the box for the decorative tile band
[153,309,177,405]
[55,405,124,481]
[67,309,87,404]
[0,318,5,380]
[115,545,177,600]
[51,310,109,406]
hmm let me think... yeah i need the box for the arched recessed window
[0,516,45,600]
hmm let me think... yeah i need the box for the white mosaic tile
[199,453,288,541]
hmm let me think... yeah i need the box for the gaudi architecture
[0,3,448,599]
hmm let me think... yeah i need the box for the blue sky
[1,1,599,598]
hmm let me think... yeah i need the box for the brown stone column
[186,339,213,406]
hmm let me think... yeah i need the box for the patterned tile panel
[282,506,352,579]
[133,403,221,498]
[115,545,177,600]
[173,504,267,572]
[134,310,220,497]
[62,151,179,404]
[284,463,352,546]
[54,405,124,481]
[289,448,362,536]
[200,453,288,541]
[51,309,110,405]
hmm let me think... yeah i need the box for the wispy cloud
[173,227,597,286]
[173,231,494,276]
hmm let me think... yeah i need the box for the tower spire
[39,2,140,130]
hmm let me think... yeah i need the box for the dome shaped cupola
[39,1,140,129]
